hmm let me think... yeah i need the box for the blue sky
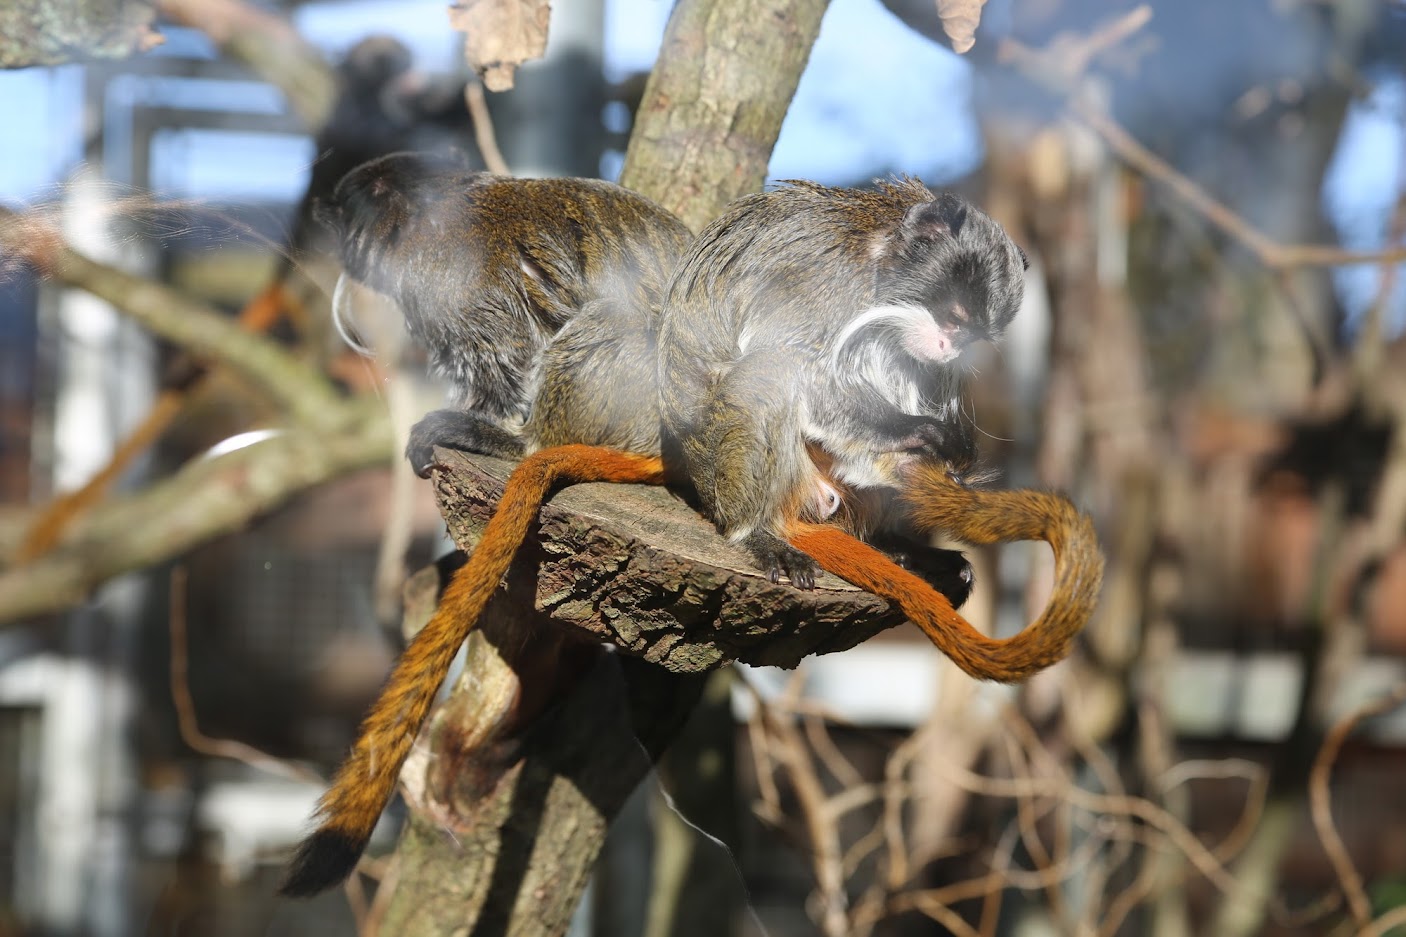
[0,0,979,203]
[0,0,1399,331]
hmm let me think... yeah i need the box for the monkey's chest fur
[802,328,959,491]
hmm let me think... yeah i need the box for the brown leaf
[935,0,987,54]
[450,0,551,92]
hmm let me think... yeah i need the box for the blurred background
[2,0,1406,934]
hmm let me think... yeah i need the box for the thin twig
[168,566,322,783]
[362,855,400,937]
[931,755,1285,916]
[1310,683,1406,929]
[464,81,511,175]
[1073,102,1406,271]
[977,825,1020,937]
[345,871,371,934]
[764,703,851,937]
[998,8,1406,273]
[805,713,866,789]
[1365,903,1406,937]
[1096,827,1174,937]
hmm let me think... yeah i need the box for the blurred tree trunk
[380,0,830,932]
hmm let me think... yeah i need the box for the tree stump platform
[380,448,914,936]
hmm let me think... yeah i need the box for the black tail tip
[278,829,366,898]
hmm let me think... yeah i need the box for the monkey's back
[657,179,934,437]
[324,152,691,421]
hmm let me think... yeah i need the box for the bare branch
[1310,683,1406,929]
[0,401,392,623]
[0,206,346,428]
[463,81,511,175]
[154,0,336,129]
[1072,103,1406,271]
[996,9,1406,272]
[168,565,322,782]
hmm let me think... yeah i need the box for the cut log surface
[431,448,908,673]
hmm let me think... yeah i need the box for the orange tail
[790,466,1103,683]
[280,446,665,897]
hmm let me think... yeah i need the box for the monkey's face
[876,193,1027,364]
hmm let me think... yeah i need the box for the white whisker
[331,273,375,357]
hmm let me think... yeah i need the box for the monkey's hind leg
[407,408,526,477]
[869,533,975,608]
[688,359,820,589]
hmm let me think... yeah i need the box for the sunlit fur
[658,178,1026,570]
[318,151,691,424]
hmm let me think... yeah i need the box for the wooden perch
[379,448,913,933]
[432,448,910,670]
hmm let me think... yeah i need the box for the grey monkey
[315,150,693,468]
[658,178,1028,588]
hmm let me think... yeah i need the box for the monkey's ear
[311,197,338,231]
[901,194,967,242]
[1017,246,1029,270]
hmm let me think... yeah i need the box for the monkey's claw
[406,409,527,477]
[744,532,820,591]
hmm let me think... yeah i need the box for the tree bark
[381,0,836,928]
[620,0,830,231]
[0,0,161,68]
[381,447,905,933]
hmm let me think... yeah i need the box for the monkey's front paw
[899,418,970,457]
[406,409,526,477]
[743,532,820,590]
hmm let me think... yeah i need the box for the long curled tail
[789,465,1103,684]
[280,446,665,897]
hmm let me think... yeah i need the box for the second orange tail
[791,466,1103,683]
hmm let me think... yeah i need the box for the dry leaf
[936,0,987,55]
[449,0,550,92]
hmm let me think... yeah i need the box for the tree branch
[154,0,336,129]
[0,205,346,429]
[0,399,392,623]
[620,0,831,231]
[0,0,162,68]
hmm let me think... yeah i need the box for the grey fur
[317,151,692,468]
[657,179,1025,580]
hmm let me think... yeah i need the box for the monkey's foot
[744,531,820,590]
[881,542,974,608]
[407,409,526,477]
[881,414,978,472]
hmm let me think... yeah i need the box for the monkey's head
[874,193,1028,365]
[314,150,475,294]
[339,36,414,94]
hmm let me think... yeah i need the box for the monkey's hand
[881,414,978,475]
[744,531,820,590]
[407,409,527,477]
[871,535,974,607]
